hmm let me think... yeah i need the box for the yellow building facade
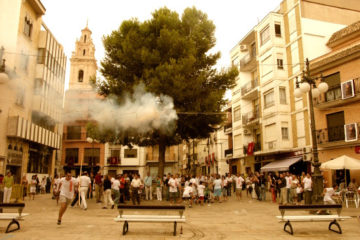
[311,20,360,186]
[0,0,66,182]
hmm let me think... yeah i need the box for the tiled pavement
[0,194,359,240]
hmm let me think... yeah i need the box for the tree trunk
[158,136,166,178]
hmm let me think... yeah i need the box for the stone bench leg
[329,220,342,234]
[122,221,129,235]
[173,221,177,236]
[283,220,293,235]
[6,219,20,233]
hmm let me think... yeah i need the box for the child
[30,175,37,200]
[296,183,303,205]
[197,181,205,206]
[182,182,193,208]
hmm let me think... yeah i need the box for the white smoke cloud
[63,84,178,134]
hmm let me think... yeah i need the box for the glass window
[277,59,284,69]
[234,106,241,121]
[65,148,79,164]
[67,126,81,139]
[260,25,270,46]
[264,90,274,108]
[281,127,289,140]
[275,24,281,37]
[23,16,33,38]
[37,48,46,64]
[326,111,345,142]
[280,87,287,104]
[124,149,137,158]
[84,148,100,164]
[78,70,84,82]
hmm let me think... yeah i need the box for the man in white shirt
[168,175,178,203]
[323,184,337,204]
[182,183,193,207]
[235,174,245,200]
[57,172,78,225]
[285,172,292,204]
[79,172,91,210]
[302,173,312,205]
[197,181,206,205]
[131,174,142,205]
[112,175,121,207]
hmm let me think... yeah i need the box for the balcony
[316,124,360,148]
[224,122,232,134]
[241,78,258,99]
[242,109,260,127]
[240,51,257,72]
[63,132,87,141]
[225,148,233,158]
[107,157,120,166]
[314,78,360,109]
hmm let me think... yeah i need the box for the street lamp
[294,58,328,204]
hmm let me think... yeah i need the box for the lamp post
[86,137,95,176]
[294,58,329,204]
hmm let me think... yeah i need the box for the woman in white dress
[29,175,37,200]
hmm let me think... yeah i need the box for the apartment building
[0,0,66,182]
[229,0,360,175]
[103,143,146,178]
[311,20,360,185]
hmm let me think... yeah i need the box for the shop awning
[261,157,302,172]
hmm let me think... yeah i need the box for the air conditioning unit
[240,45,248,52]
[302,147,312,154]
[303,147,312,161]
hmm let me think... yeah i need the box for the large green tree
[95,7,237,177]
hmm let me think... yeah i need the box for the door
[326,111,344,142]
[231,165,237,175]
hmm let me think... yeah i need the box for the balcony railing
[314,78,360,106]
[225,148,233,157]
[107,157,120,165]
[241,78,258,96]
[254,142,261,152]
[316,125,348,144]
[242,109,260,125]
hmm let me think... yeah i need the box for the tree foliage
[94,7,238,176]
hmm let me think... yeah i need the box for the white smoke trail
[63,84,178,134]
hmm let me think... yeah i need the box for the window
[65,148,79,164]
[323,72,341,102]
[84,148,100,164]
[84,35,87,43]
[83,49,86,56]
[264,90,274,108]
[275,24,281,37]
[23,16,33,38]
[67,126,81,139]
[280,87,287,104]
[111,149,120,157]
[260,25,270,46]
[124,149,137,158]
[78,70,84,82]
[37,48,46,64]
[277,59,284,69]
[15,87,25,106]
[234,106,241,121]
[281,127,289,140]
[326,111,345,142]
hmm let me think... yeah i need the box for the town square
[0,0,360,239]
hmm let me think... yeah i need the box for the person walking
[29,175,37,200]
[94,172,103,203]
[168,174,178,204]
[103,175,114,209]
[144,172,153,201]
[112,175,121,207]
[278,173,287,205]
[235,173,244,200]
[130,174,141,205]
[57,172,78,225]
[213,175,222,203]
[79,172,91,210]
[21,175,28,201]
[3,171,14,203]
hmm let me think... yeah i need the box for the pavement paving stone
[0,194,359,240]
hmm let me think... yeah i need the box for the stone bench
[115,205,186,236]
[0,203,29,233]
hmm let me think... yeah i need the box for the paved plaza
[0,194,359,240]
